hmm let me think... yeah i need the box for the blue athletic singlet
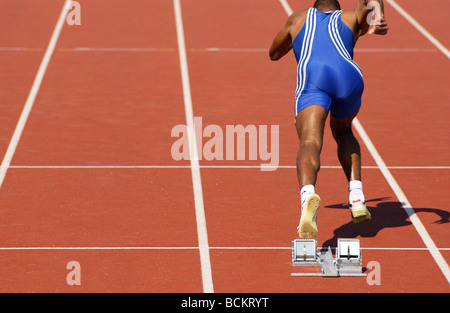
[293,8,364,120]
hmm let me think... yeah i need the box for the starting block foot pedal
[291,238,366,278]
[292,239,317,265]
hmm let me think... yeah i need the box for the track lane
[350,0,450,275]
[390,0,450,54]
[0,1,63,166]
[0,0,202,292]
[182,0,449,291]
[0,249,202,292]
[1,0,447,292]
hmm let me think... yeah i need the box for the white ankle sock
[300,185,315,206]
[349,180,365,204]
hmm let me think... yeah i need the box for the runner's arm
[269,14,295,61]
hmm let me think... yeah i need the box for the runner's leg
[330,113,371,223]
[329,112,361,182]
[296,105,328,188]
[296,105,328,238]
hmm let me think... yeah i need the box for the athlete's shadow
[320,197,449,248]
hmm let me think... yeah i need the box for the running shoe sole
[298,194,321,239]
[350,202,371,224]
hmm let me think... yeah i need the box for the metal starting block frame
[291,238,366,277]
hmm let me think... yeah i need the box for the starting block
[291,238,366,277]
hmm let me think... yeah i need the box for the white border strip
[0,0,72,190]
[72,47,161,52]
[386,0,450,59]
[0,246,447,251]
[197,47,428,53]
[279,0,450,285]
[279,0,293,15]
[173,0,214,293]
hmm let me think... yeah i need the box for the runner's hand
[368,17,389,35]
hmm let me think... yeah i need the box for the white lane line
[194,47,430,53]
[73,47,159,51]
[0,47,28,51]
[279,0,293,15]
[0,247,199,251]
[6,165,450,169]
[385,166,450,169]
[0,47,433,53]
[0,0,72,190]
[61,47,175,52]
[173,0,214,293]
[386,0,450,59]
[361,247,450,251]
[354,48,426,52]
[279,0,450,285]
[0,246,447,251]
[0,47,43,51]
[203,47,267,52]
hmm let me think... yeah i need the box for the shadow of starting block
[291,238,366,277]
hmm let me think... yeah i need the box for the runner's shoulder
[287,9,309,35]
[289,9,309,24]
[340,10,359,29]
[340,9,360,36]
